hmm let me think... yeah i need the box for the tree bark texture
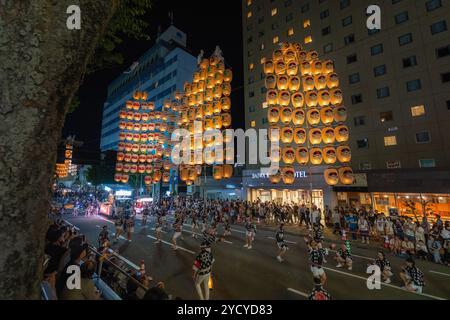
[0,0,119,299]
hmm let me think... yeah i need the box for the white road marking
[150,228,167,234]
[267,237,297,245]
[321,266,446,300]
[106,249,140,270]
[429,270,450,277]
[63,220,80,231]
[147,235,195,255]
[98,216,114,224]
[182,228,233,244]
[287,288,309,298]
[231,228,246,234]
[328,249,373,261]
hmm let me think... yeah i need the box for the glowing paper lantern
[310,148,323,165]
[337,146,352,163]
[339,167,354,185]
[324,168,339,186]
[323,147,337,165]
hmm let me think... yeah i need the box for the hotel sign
[252,171,308,179]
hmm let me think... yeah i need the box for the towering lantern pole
[263,42,354,204]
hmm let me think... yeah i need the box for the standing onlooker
[192,247,215,300]
[358,215,370,244]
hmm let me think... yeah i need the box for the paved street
[64,215,450,300]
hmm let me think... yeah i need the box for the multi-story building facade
[242,0,450,219]
[100,25,197,151]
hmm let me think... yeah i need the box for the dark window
[441,72,450,83]
[403,56,418,68]
[436,44,450,58]
[357,139,369,149]
[353,116,365,126]
[371,44,383,56]
[347,54,357,64]
[351,94,363,104]
[399,33,413,46]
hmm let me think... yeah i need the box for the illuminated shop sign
[252,171,307,179]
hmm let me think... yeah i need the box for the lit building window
[384,136,397,146]
[262,102,268,109]
[261,57,266,64]
[304,19,311,28]
[261,43,265,50]
[304,35,313,44]
[411,105,425,117]
[288,28,294,36]
[273,36,279,44]
[247,0,252,6]
[251,121,256,127]
[249,63,254,70]
[247,11,252,18]
[271,8,278,16]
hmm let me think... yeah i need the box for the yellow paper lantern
[289,76,301,92]
[334,106,347,123]
[309,128,323,145]
[223,164,233,178]
[280,106,293,124]
[300,61,312,76]
[338,167,354,185]
[222,113,232,128]
[279,90,291,107]
[321,107,334,125]
[275,61,286,75]
[221,97,231,111]
[224,69,233,82]
[305,91,318,108]
[327,72,339,89]
[265,74,277,89]
[295,147,309,165]
[291,92,305,108]
[294,127,307,144]
[269,171,282,184]
[282,147,296,165]
[281,126,294,143]
[273,49,284,62]
[330,88,343,105]
[311,60,323,76]
[282,167,295,185]
[302,75,315,92]
[310,148,323,165]
[277,75,289,90]
[337,146,352,163]
[213,165,224,180]
[324,168,339,186]
[323,147,337,165]
[322,60,335,74]
[264,59,275,75]
[307,109,321,126]
[292,109,305,126]
[286,61,298,76]
[268,106,280,123]
[322,127,336,144]
[335,125,349,143]
[266,89,279,106]
[318,90,331,107]
[221,82,231,96]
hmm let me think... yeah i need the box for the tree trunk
[0,0,119,299]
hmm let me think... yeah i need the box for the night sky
[62,0,244,151]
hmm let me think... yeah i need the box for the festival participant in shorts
[97,226,109,249]
[243,217,256,250]
[191,212,199,238]
[276,223,288,262]
[192,246,215,300]
[334,243,352,271]
[113,214,124,243]
[308,277,332,300]
[308,240,327,285]
[155,215,163,244]
[400,258,425,293]
[141,206,149,226]
[172,220,182,250]
[125,212,135,242]
[370,251,393,284]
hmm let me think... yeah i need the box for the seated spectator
[60,260,101,300]
[416,240,428,260]
[400,258,425,293]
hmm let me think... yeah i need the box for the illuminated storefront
[243,167,337,211]
[335,169,450,221]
